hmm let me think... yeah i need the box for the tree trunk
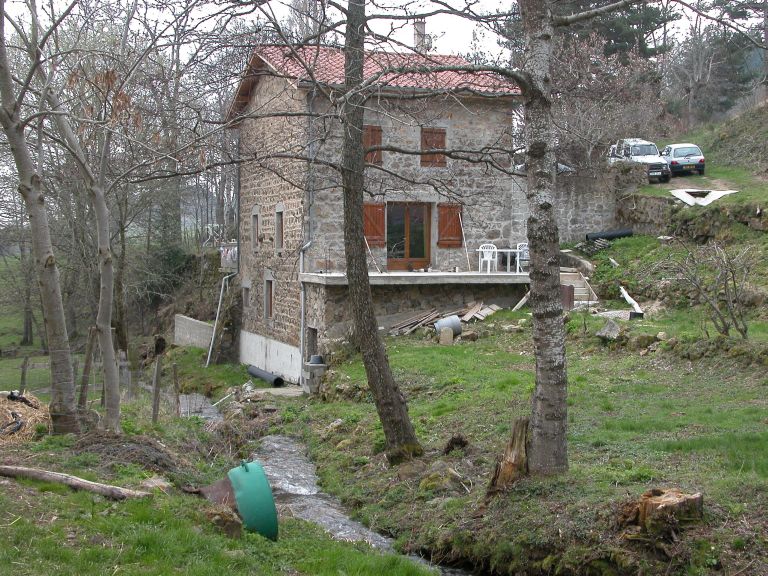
[2,131,79,433]
[519,0,568,475]
[0,466,150,499]
[19,236,34,346]
[114,209,129,354]
[341,0,422,464]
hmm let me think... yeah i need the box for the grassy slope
[274,301,768,575]
[0,403,435,576]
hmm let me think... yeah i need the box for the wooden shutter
[421,127,446,167]
[363,203,385,247]
[363,125,383,166]
[437,203,463,247]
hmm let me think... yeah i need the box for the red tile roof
[229,44,519,121]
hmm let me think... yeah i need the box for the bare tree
[657,241,755,339]
[0,0,79,433]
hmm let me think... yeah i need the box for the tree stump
[487,417,528,495]
[639,488,703,537]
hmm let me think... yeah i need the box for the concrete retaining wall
[239,330,301,384]
[174,314,214,349]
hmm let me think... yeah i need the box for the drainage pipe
[247,365,285,387]
[298,240,312,391]
[206,271,237,367]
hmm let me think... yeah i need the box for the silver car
[661,143,705,176]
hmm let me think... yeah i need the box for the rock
[656,332,668,341]
[397,459,427,481]
[335,438,352,451]
[439,327,454,345]
[204,504,243,539]
[517,318,528,326]
[462,330,478,342]
[322,418,345,437]
[596,319,621,341]
[502,324,522,333]
[419,461,463,493]
[628,333,657,351]
[140,476,173,491]
[443,433,469,454]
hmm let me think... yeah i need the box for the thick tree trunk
[114,221,129,354]
[341,0,422,463]
[2,131,79,433]
[519,0,568,475]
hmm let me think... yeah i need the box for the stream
[252,435,473,576]
[178,394,473,574]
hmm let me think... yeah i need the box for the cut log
[0,466,151,499]
[487,417,528,495]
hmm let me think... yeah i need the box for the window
[251,206,260,252]
[421,127,446,167]
[363,203,385,247]
[264,279,273,319]
[242,287,250,308]
[275,208,284,251]
[363,125,383,166]
[437,203,463,248]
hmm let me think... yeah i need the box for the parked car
[661,143,705,176]
[608,138,671,183]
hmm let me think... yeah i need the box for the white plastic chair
[516,242,529,273]
[479,243,498,274]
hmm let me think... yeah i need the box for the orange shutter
[363,125,382,166]
[421,128,446,167]
[437,203,462,247]
[363,203,385,247]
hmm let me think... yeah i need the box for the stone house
[228,44,623,389]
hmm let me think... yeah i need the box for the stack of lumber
[574,238,611,255]
[389,301,502,336]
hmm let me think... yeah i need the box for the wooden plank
[512,292,530,312]
[461,302,483,322]
[404,311,440,335]
[489,304,502,311]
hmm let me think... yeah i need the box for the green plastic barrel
[227,460,279,541]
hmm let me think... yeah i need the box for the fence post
[19,356,29,394]
[151,356,162,424]
[118,350,131,400]
[78,326,97,409]
[172,363,180,417]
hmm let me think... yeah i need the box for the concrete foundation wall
[304,282,527,355]
[174,314,214,349]
[239,329,301,384]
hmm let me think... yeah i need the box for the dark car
[661,143,705,176]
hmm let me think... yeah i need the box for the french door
[386,202,430,270]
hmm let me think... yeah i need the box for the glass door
[386,202,430,270]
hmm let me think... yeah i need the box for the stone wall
[303,94,526,273]
[304,282,527,355]
[238,74,308,350]
[616,195,677,236]
[174,314,214,349]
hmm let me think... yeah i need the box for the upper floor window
[421,127,446,167]
[275,204,284,252]
[363,125,383,166]
[251,206,260,252]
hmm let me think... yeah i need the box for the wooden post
[172,363,180,417]
[19,356,29,394]
[78,326,97,409]
[151,356,162,424]
[118,351,131,400]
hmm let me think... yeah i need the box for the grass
[273,301,768,574]
[0,489,434,576]
[637,164,768,205]
[0,402,436,576]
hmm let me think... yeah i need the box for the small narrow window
[275,209,284,251]
[242,287,250,308]
[251,207,260,252]
[363,125,383,166]
[265,279,273,319]
[421,127,446,167]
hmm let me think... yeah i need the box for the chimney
[414,19,430,52]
